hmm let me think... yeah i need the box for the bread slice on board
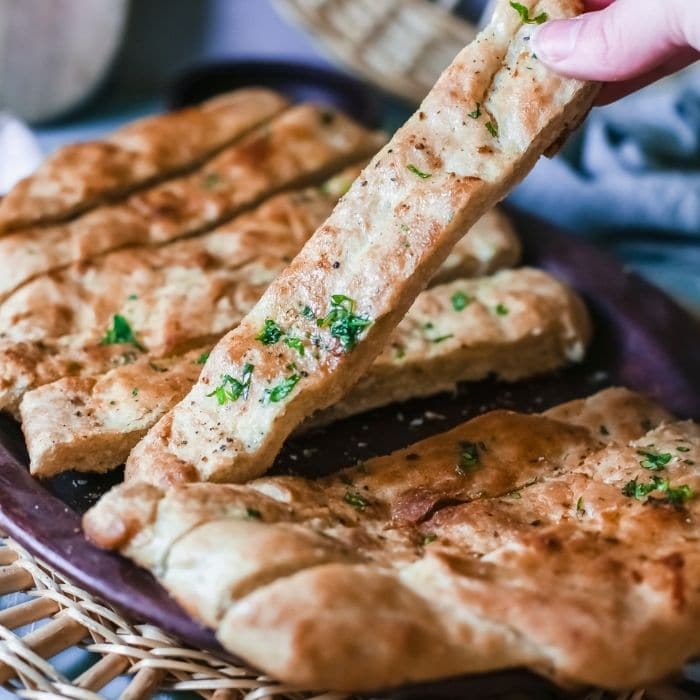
[0,89,288,233]
[125,0,599,487]
[84,388,699,692]
[0,104,384,302]
[23,267,589,478]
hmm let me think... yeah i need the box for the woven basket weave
[272,0,478,102]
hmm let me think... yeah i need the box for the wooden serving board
[0,209,698,698]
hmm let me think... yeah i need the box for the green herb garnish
[284,336,305,356]
[510,2,548,24]
[301,305,315,320]
[100,314,144,350]
[622,476,694,506]
[127,293,138,301]
[485,121,499,138]
[256,319,283,345]
[421,534,438,546]
[431,334,454,344]
[407,163,432,179]
[245,507,262,520]
[208,364,254,405]
[451,291,472,311]
[468,103,482,119]
[317,294,372,351]
[677,446,690,452]
[266,374,301,403]
[131,387,139,397]
[201,172,221,189]
[344,490,370,511]
[456,441,480,475]
[637,449,673,471]
[196,352,210,365]
[600,425,610,436]
[576,496,585,515]
[495,303,509,316]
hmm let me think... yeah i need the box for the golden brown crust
[0,105,385,302]
[125,0,599,486]
[0,89,289,232]
[84,388,700,691]
[22,268,589,478]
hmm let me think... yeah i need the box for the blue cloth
[510,65,700,314]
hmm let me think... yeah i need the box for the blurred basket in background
[272,0,478,102]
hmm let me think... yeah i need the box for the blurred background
[0,0,698,313]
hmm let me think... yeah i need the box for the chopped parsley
[508,490,522,499]
[266,374,301,403]
[510,2,548,24]
[431,334,454,344]
[208,364,254,405]
[421,533,438,546]
[456,441,480,475]
[344,490,370,511]
[127,293,138,301]
[407,163,432,179]
[637,449,673,471]
[245,507,262,520]
[284,336,305,356]
[468,103,482,119]
[131,387,139,398]
[451,290,472,311]
[395,345,406,359]
[256,319,283,345]
[677,446,690,452]
[317,294,372,351]
[599,425,610,436]
[301,305,316,320]
[576,496,585,515]
[622,476,694,506]
[100,314,144,350]
[495,303,509,316]
[201,172,222,189]
[485,121,499,138]
[196,352,210,365]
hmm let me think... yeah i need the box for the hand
[531,0,700,104]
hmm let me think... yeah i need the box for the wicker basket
[272,0,478,102]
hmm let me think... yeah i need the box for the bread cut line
[0,103,385,302]
[84,388,699,691]
[22,267,589,478]
[0,181,518,348]
[0,89,289,233]
[0,175,517,416]
[125,0,600,487]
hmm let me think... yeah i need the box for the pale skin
[531,0,700,104]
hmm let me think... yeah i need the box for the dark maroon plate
[0,208,699,698]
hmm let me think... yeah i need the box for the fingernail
[531,17,583,64]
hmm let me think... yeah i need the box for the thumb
[531,0,698,82]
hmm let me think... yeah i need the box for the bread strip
[0,104,384,301]
[0,170,514,414]
[0,89,289,233]
[84,389,698,691]
[0,196,517,347]
[22,268,588,478]
[126,0,599,486]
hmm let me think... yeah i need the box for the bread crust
[84,388,700,691]
[22,268,589,478]
[125,0,600,486]
[0,105,385,302]
[0,89,289,233]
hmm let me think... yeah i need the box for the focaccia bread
[84,388,699,692]
[22,268,589,478]
[0,195,517,347]
[125,0,599,486]
[0,104,385,302]
[0,184,517,416]
[0,89,288,233]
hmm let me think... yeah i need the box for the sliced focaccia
[0,89,289,233]
[125,0,599,486]
[0,184,516,416]
[22,268,588,478]
[84,388,699,692]
[0,196,517,346]
[0,104,385,302]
